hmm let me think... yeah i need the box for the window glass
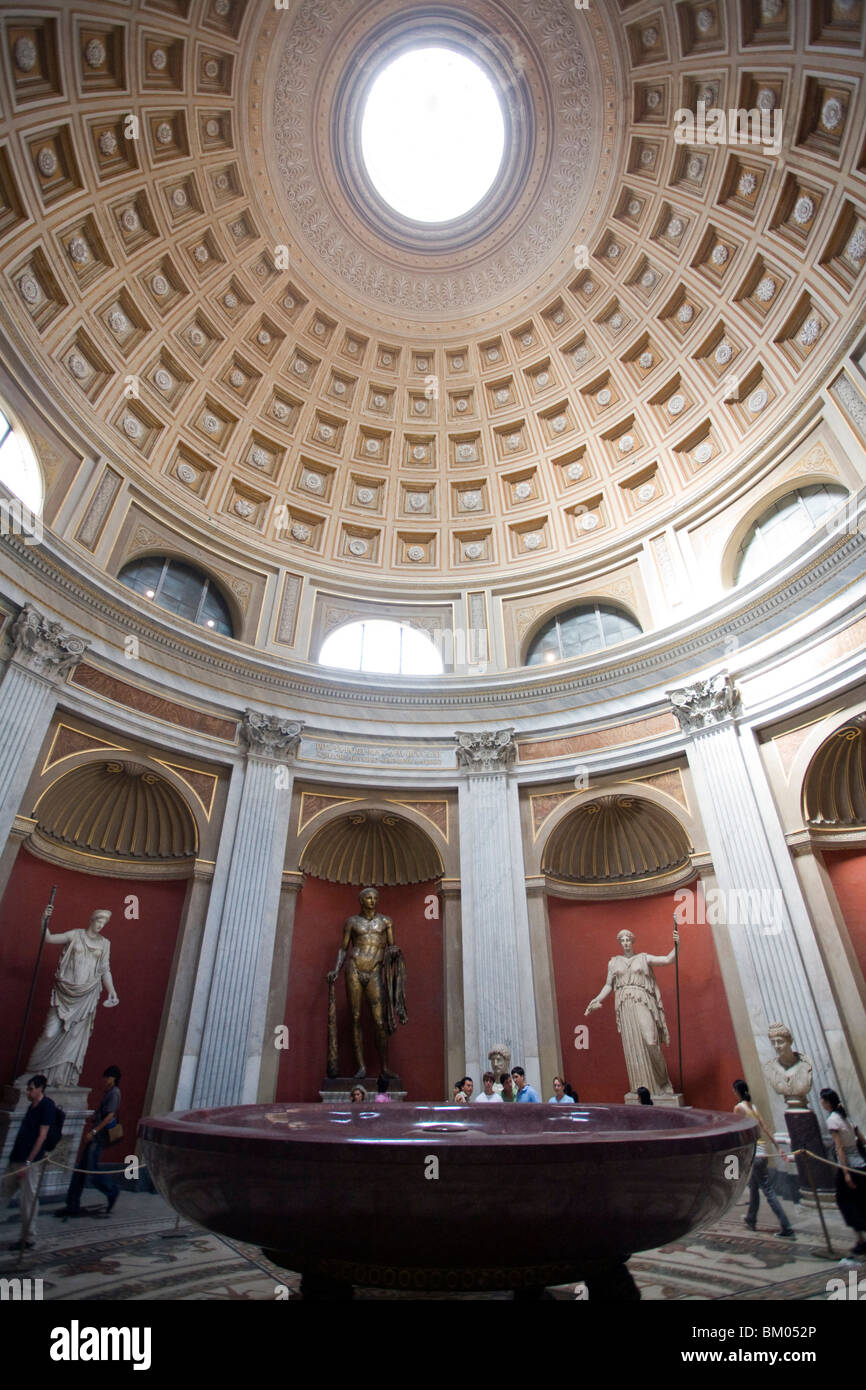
[0,408,43,516]
[319,619,443,675]
[526,603,642,666]
[734,485,847,586]
[119,557,233,637]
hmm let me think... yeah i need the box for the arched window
[734,484,848,586]
[526,603,642,666]
[0,404,43,516]
[319,619,443,675]
[119,556,234,637]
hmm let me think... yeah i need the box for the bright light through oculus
[361,48,505,223]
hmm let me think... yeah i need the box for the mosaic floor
[1,1187,861,1301]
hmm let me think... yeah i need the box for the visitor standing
[2,1074,57,1250]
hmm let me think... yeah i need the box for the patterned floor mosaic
[1,1189,861,1301]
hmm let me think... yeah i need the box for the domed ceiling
[0,0,863,590]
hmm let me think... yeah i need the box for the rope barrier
[4,1154,146,1179]
[788,1146,866,1180]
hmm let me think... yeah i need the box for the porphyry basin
[139,1102,756,1299]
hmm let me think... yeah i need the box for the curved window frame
[0,402,44,520]
[119,556,235,637]
[318,618,444,676]
[524,602,643,667]
[732,483,849,588]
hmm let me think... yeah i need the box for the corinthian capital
[668,672,741,732]
[455,728,517,772]
[241,709,304,759]
[10,605,89,680]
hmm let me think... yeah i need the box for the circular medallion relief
[176,463,196,484]
[251,447,271,469]
[407,545,425,562]
[68,236,91,263]
[348,537,368,556]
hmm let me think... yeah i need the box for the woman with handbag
[55,1065,122,1218]
[820,1088,866,1258]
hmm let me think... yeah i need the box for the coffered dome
[0,0,863,616]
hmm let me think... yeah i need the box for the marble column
[668,673,848,1127]
[455,730,541,1094]
[0,606,88,852]
[190,711,303,1110]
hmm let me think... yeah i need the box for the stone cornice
[2,517,866,716]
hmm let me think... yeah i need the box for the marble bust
[487,1043,512,1081]
[762,1022,812,1109]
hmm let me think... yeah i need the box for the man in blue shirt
[2,1074,57,1250]
[512,1066,540,1102]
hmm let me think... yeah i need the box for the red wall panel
[547,885,743,1112]
[0,847,186,1147]
[824,847,866,983]
[277,877,444,1102]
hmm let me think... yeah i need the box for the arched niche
[281,806,447,1102]
[537,790,742,1112]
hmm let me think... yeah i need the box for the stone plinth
[785,1108,834,1193]
[626,1091,685,1108]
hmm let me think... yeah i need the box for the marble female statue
[585,929,679,1098]
[24,905,119,1087]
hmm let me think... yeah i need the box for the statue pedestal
[625,1091,685,1108]
[1,1083,91,1200]
[784,1107,834,1194]
[319,1077,406,1103]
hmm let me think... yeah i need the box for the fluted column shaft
[190,713,302,1109]
[456,730,540,1092]
[671,674,846,1125]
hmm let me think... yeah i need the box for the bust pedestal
[784,1108,834,1194]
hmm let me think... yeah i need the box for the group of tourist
[451,1070,577,1104]
[733,1078,866,1261]
[3,1064,122,1252]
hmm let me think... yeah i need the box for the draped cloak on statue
[606,950,674,1096]
[28,930,111,1086]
